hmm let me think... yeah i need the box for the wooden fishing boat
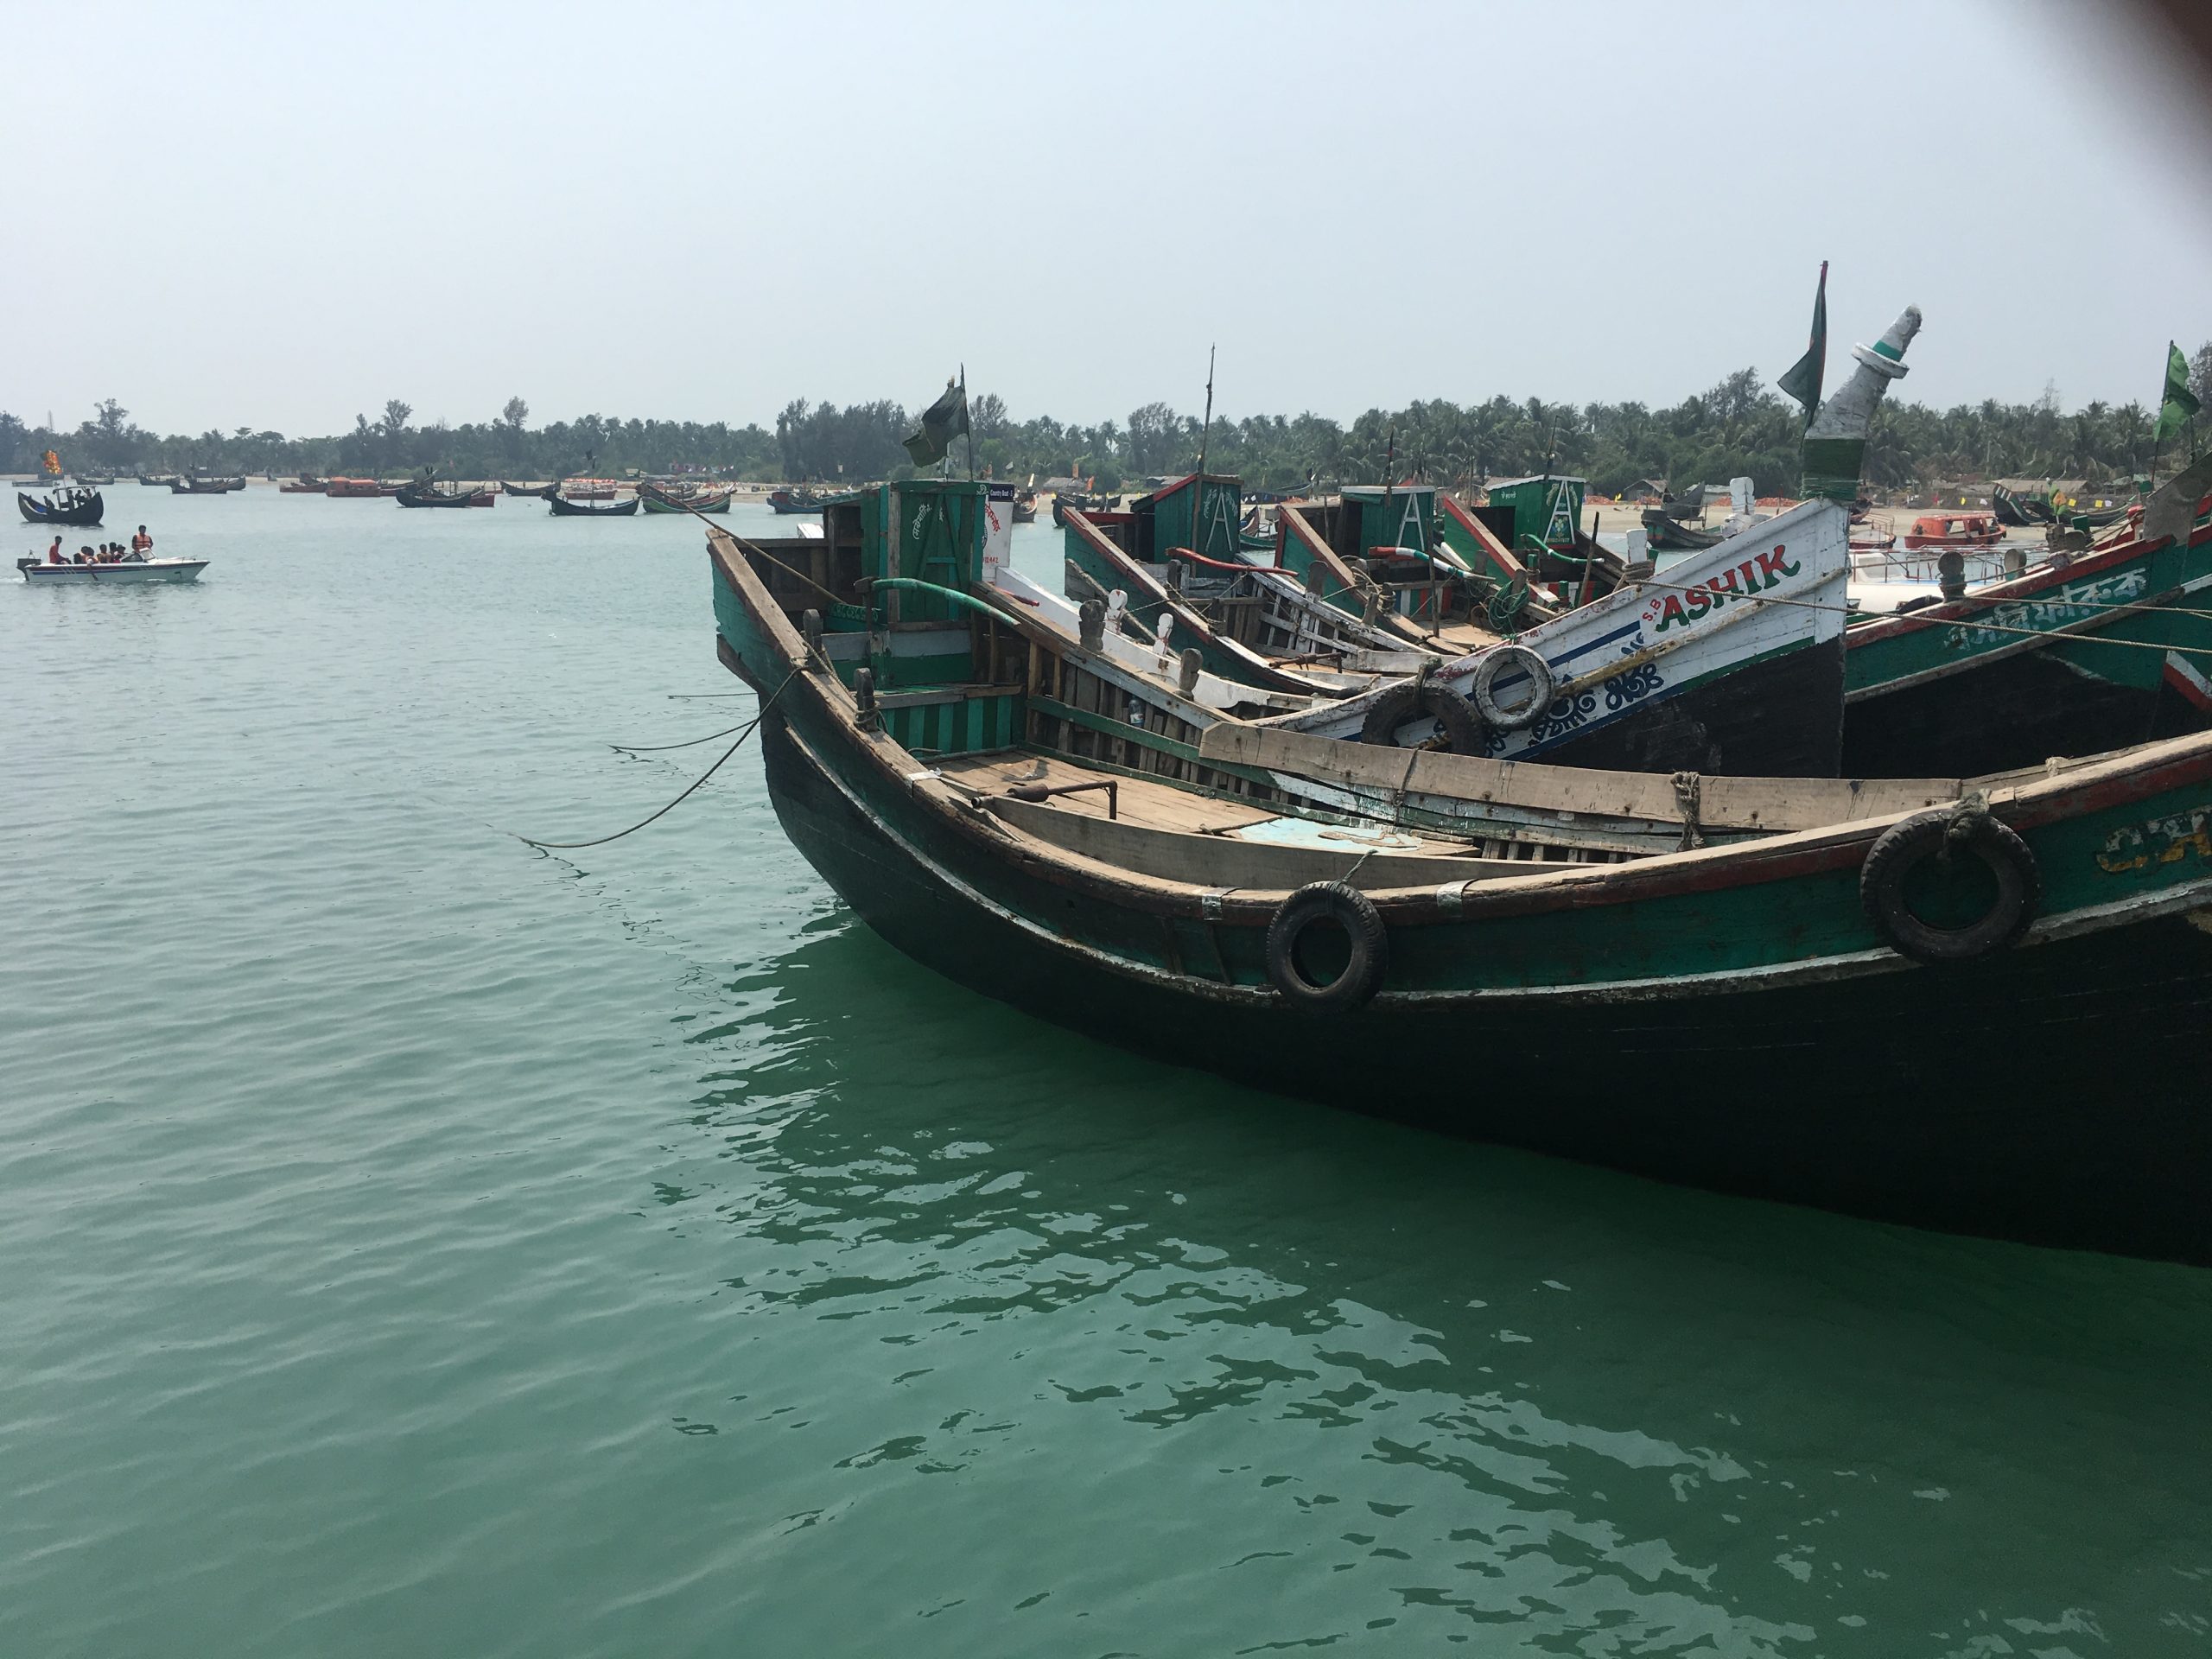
[1842,456,2212,774]
[1902,512,2005,550]
[1059,473,1852,778]
[135,474,175,488]
[1012,490,1037,524]
[18,553,206,583]
[278,476,327,493]
[168,477,232,495]
[548,491,639,517]
[16,487,103,527]
[640,485,733,515]
[767,486,820,514]
[1643,514,1721,551]
[396,480,495,508]
[704,477,2212,1264]
[502,480,553,498]
[325,477,381,499]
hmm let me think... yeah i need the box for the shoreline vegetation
[8,346,2209,494]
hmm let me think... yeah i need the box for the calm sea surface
[4,486,2209,1657]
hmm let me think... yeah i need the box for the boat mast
[1190,345,1216,556]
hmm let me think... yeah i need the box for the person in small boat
[74,546,93,564]
[48,535,63,563]
[131,526,152,557]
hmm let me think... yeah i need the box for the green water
[5,487,2209,1656]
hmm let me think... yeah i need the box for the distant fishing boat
[168,477,233,495]
[640,484,733,515]
[1012,490,1037,524]
[17,486,103,527]
[501,480,553,498]
[548,491,639,517]
[17,552,206,583]
[278,475,327,493]
[767,487,820,514]
[396,480,495,508]
[707,476,2212,1265]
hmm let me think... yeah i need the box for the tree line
[9,344,2209,497]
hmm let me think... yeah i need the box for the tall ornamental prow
[1801,304,1923,503]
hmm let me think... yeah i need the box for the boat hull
[22,559,207,584]
[748,686,2212,1264]
[17,491,103,527]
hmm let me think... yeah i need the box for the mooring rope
[611,721,752,754]
[514,666,800,851]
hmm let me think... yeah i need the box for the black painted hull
[547,495,639,516]
[749,690,2212,1264]
[1540,634,1846,777]
[1842,650,2162,777]
[17,492,102,527]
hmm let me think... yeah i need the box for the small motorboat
[18,553,207,584]
[1902,512,2004,550]
[17,487,104,527]
[548,492,639,517]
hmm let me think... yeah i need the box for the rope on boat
[610,721,753,753]
[513,667,800,851]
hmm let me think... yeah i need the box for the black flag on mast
[1777,260,1828,428]
[902,378,969,467]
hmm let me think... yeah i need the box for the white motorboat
[17,555,208,584]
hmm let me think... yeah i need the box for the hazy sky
[6,0,2210,437]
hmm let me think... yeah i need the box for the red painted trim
[1166,543,1268,574]
[2165,654,2212,713]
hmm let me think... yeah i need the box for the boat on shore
[17,486,104,527]
[704,477,2212,1264]
[1902,512,2004,550]
[18,553,206,583]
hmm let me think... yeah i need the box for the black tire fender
[1859,809,2041,963]
[1469,643,1555,731]
[1265,881,1388,1012]
[1357,678,1490,754]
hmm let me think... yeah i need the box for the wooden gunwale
[711,531,2212,936]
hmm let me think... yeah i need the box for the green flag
[2155,340,2201,443]
[1777,260,1828,427]
[902,378,969,467]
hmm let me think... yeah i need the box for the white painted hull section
[22,559,208,584]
